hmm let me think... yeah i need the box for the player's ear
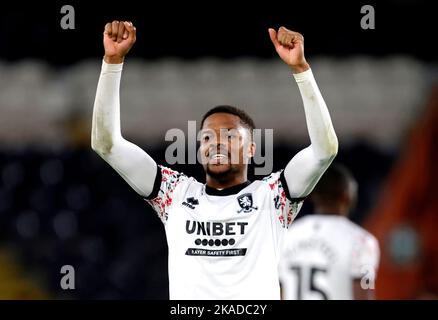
[340,190,352,209]
[248,141,256,158]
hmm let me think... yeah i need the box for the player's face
[199,113,254,178]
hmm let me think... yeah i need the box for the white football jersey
[145,165,304,300]
[279,215,379,300]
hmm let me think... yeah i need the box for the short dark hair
[311,163,355,204]
[200,105,256,133]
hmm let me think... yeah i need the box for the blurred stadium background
[0,1,436,299]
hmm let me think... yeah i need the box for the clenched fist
[103,20,137,64]
[268,26,309,74]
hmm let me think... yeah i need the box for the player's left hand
[268,27,310,73]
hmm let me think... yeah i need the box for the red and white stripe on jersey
[145,165,187,223]
[263,170,303,229]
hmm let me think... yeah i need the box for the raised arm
[269,27,338,198]
[91,21,157,197]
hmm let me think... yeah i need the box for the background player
[91,21,338,299]
[279,164,380,300]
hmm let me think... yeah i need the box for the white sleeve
[350,234,380,279]
[283,68,338,198]
[91,60,157,198]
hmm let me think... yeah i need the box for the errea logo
[182,197,199,210]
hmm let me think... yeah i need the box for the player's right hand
[103,21,136,64]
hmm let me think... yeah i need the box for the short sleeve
[262,170,305,229]
[144,165,188,224]
[350,233,380,279]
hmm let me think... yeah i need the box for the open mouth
[210,154,227,160]
[207,150,229,164]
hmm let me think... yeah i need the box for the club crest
[237,193,258,213]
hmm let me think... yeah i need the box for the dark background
[1,0,435,65]
[0,0,436,300]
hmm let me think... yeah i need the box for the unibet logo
[186,220,248,236]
